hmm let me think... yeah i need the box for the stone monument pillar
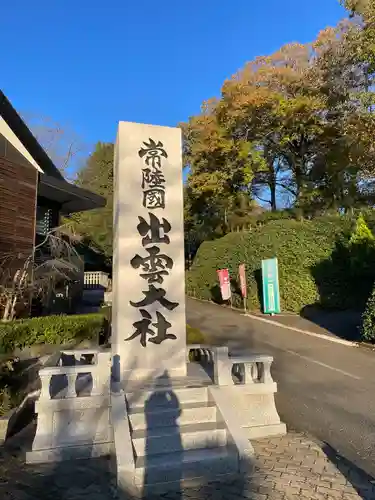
[112,122,186,382]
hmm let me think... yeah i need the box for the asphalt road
[186,297,375,479]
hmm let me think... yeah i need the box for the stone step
[124,376,212,393]
[132,421,227,458]
[244,422,287,439]
[133,446,238,487]
[128,402,217,431]
[126,386,209,411]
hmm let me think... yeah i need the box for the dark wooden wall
[0,134,38,262]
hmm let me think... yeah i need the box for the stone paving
[0,425,374,500]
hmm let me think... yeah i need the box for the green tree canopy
[182,13,375,247]
[69,142,114,258]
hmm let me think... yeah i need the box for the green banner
[261,257,280,315]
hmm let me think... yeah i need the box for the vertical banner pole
[238,263,247,314]
[217,268,232,305]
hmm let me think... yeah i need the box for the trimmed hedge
[361,285,375,342]
[186,216,375,313]
[0,313,106,354]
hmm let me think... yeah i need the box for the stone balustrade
[186,344,274,387]
[230,354,274,385]
[186,344,215,363]
[27,348,113,464]
[29,345,280,464]
[38,349,111,401]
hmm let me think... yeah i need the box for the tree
[217,42,332,209]
[21,112,88,181]
[181,98,254,238]
[350,213,375,244]
[341,1,375,69]
[306,20,375,211]
[182,43,322,231]
[220,25,375,214]
[184,14,375,247]
[249,141,287,211]
[224,192,263,229]
[68,142,114,258]
[0,227,83,321]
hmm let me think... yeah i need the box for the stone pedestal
[26,349,113,463]
[112,122,186,383]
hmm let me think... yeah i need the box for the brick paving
[251,434,374,500]
[0,427,373,499]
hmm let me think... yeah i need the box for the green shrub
[349,214,375,245]
[0,358,22,416]
[186,216,366,313]
[99,306,112,344]
[255,209,296,224]
[0,386,12,416]
[360,284,375,342]
[0,313,105,354]
[186,325,206,344]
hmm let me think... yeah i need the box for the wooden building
[0,90,105,317]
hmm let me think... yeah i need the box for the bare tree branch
[0,225,83,321]
[20,112,89,182]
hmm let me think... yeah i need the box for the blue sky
[2,1,347,150]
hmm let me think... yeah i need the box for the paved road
[187,297,375,479]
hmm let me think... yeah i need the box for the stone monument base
[28,346,285,496]
[27,396,113,464]
[26,349,113,464]
[112,349,286,497]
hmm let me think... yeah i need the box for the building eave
[38,174,106,214]
[0,90,65,180]
[0,90,106,214]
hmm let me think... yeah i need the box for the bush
[186,216,363,313]
[99,306,112,344]
[186,325,206,344]
[350,214,375,245]
[0,358,23,416]
[0,313,106,354]
[360,284,375,342]
[0,386,13,416]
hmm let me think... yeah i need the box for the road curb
[187,295,359,348]
[242,312,358,347]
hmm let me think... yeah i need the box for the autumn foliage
[182,14,375,246]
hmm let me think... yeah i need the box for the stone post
[213,347,233,386]
[112,122,186,383]
[66,373,77,398]
[260,359,274,384]
[39,373,52,401]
